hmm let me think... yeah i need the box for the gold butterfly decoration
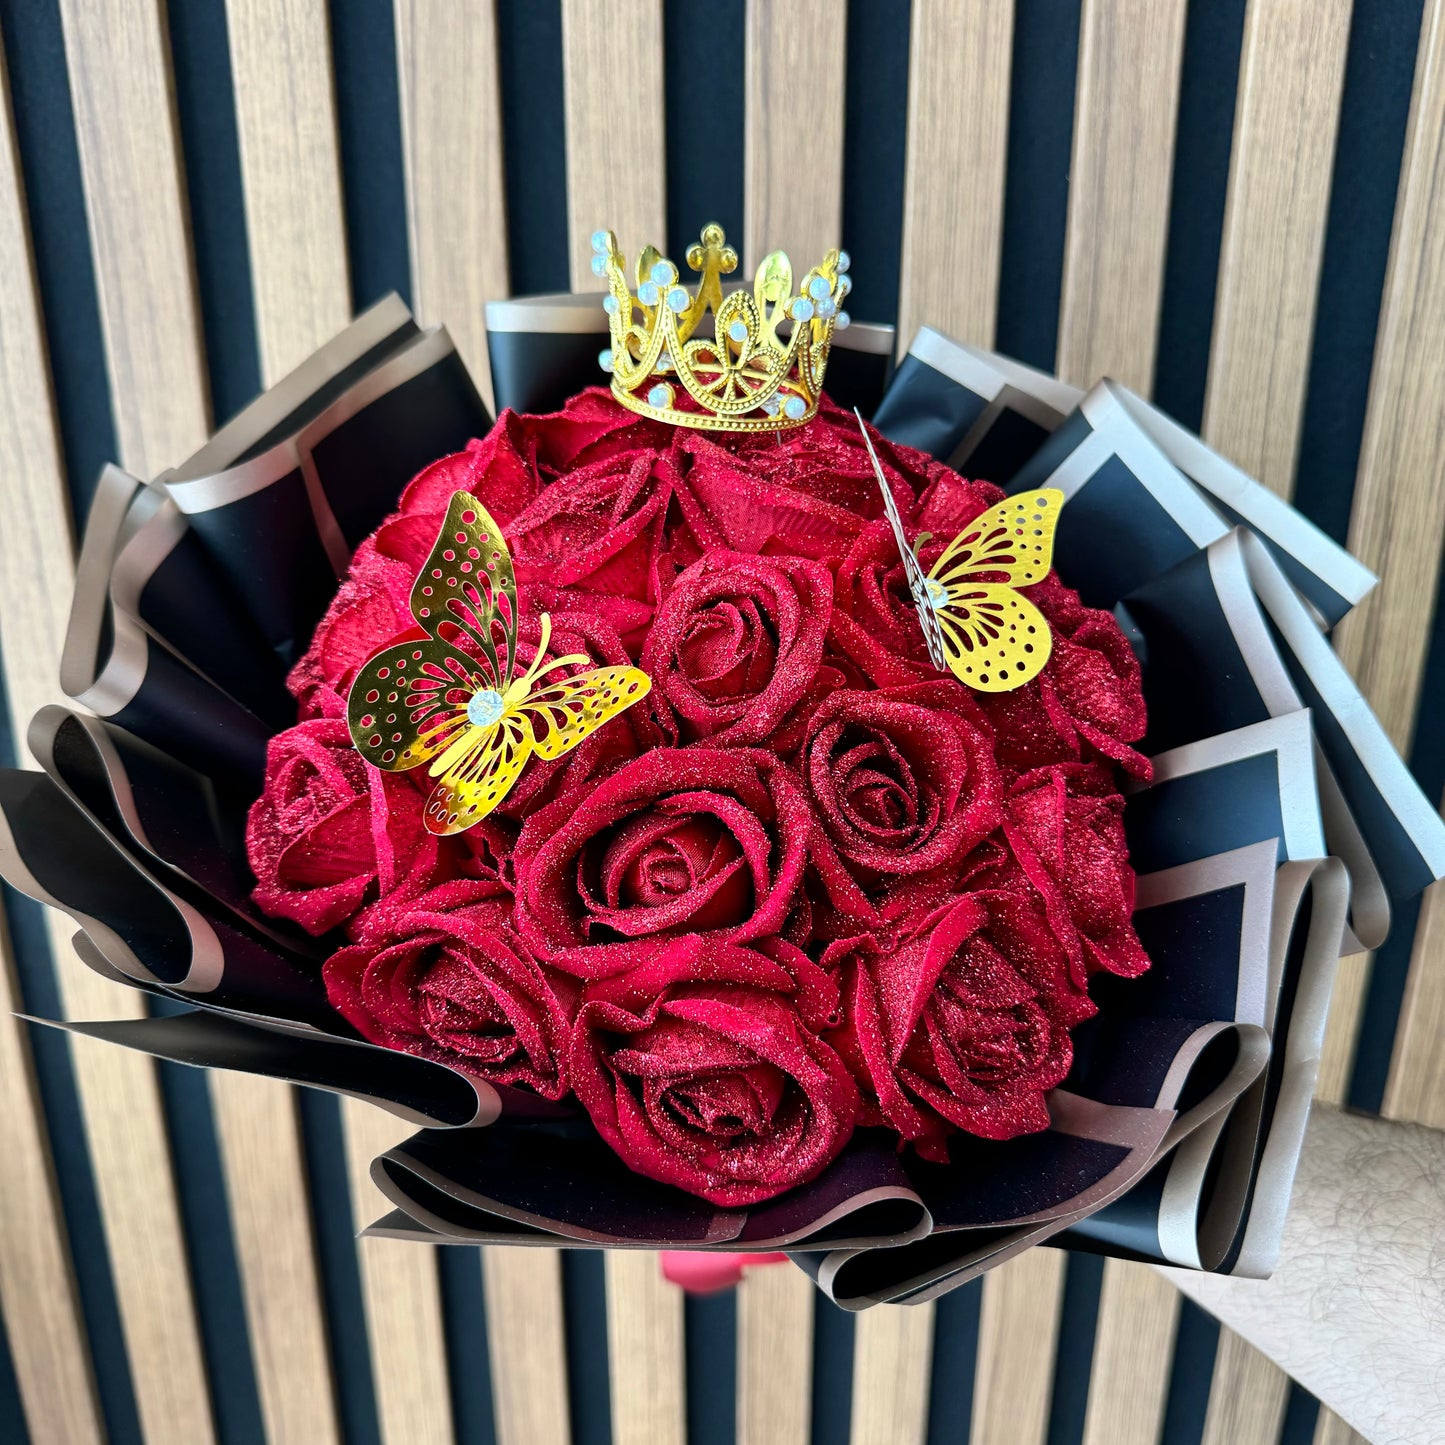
[855,411,1064,693]
[347,492,651,834]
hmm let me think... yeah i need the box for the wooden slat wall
[1,3,1443,1444]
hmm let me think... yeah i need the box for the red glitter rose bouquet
[5,272,1441,1307]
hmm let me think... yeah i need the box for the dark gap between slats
[1279,1381,1322,1445]
[924,1277,981,1445]
[0,1301,28,1445]
[841,0,911,328]
[0,646,142,1445]
[146,995,266,1445]
[297,1089,384,1445]
[563,1251,613,1445]
[1043,1251,1103,1445]
[665,0,743,260]
[0,0,118,522]
[686,1286,736,1445]
[329,0,412,313]
[995,0,1081,371]
[809,1290,855,1445]
[437,1248,499,1445]
[496,0,570,296]
[1294,0,1426,545]
[1151,0,1247,424]
[165,0,261,427]
[1157,1297,1219,1445]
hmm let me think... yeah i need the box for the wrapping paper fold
[1,302,1440,1308]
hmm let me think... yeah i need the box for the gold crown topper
[592,223,851,431]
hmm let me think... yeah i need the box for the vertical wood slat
[896,0,1013,355]
[54,3,219,1439]
[341,1105,454,1445]
[222,5,456,1443]
[992,7,1190,1440]
[0,46,105,1445]
[1056,0,1189,392]
[739,4,849,1437]
[1201,0,1353,498]
[1360,0,1445,1135]
[849,1304,934,1445]
[1314,1407,1371,1445]
[1079,1262,1179,1445]
[393,4,574,1434]
[744,0,847,271]
[971,1250,1064,1445]
[1199,1330,1290,1445]
[562,0,666,289]
[393,0,510,412]
[226,0,351,383]
[737,1264,813,1445]
[606,1252,686,1445]
[482,1249,572,1445]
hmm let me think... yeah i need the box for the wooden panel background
[0,1,1440,1443]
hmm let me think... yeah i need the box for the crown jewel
[593,224,851,432]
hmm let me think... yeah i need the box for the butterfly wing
[410,492,519,690]
[854,410,949,671]
[349,635,487,771]
[926,489,1064,692]
[515,666,652,760]
[928,489,1064,590]
[423,711,533,835]
[933,585,1054,691]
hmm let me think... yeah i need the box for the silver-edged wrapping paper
[0,302,1439,1310]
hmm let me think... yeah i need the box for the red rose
[513,748,810,977]
[246,718,447,934]
[570,937,858,1204]
[1005,764,1149,980]
[829,521,937,688]
[803,683,1003,907]
[642,549,835,747]
[324,882,573,1098]
[834,890,1087,1160]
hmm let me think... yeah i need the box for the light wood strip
[605,1251,686,1445]
[896,0,1013,354]
[209,1076,339,1445]
[1313,1407,1370,1445]
[1202,0,1353,497]
[394,0,510,412]
[225,8,470,1441]
[1315,949,1369,1105]
[971,1249,1064,1445]
[1056,0,1189,391]
[225,0,352,382]
[744,0,847,271]
[1080,1261,1179,1445]
[342,1103,454,1445]
[562,0,666,289]
[0,45,101,1445]
[57,0,209,476]
[1384,864,1445,1126]
[482,1249,572,1445]
[1333,0,1445,753]
[55,4,226,1439]
[1360,0,1445,1140]
[849,1303,934,1445]
[737,1261,813,1445]
[1199,1329,1290,1445]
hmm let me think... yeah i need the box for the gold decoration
[347,492,651,834]
[592,223,851,432]
[857,411,1064,693]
